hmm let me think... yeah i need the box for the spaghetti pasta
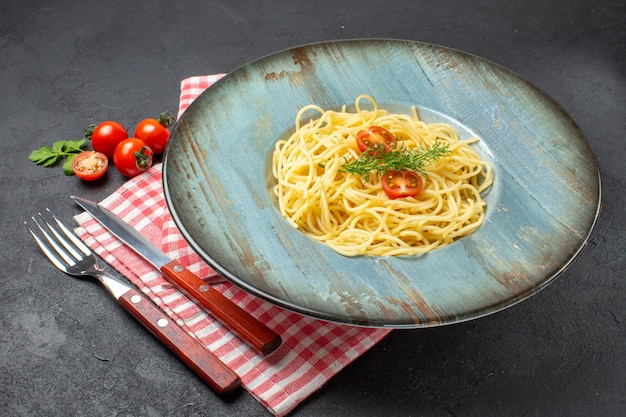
[271,95,493,257]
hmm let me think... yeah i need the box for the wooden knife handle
[118,287,240,395]
[161,261,282,356]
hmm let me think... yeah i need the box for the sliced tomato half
[71,151,108,181]
[356,126,396,153]
[381,169,423,199]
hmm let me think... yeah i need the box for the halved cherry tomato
[133,112,174,154]
[381,170,423,199]
[90,121,129,158]
[71,151,108,181]
[356,126,396,153]
[113,138,153,178]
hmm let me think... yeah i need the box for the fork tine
[45,208,92,257]
[26,221,71,272]
[31,214,77,266]
[39,209,91,261]
[38,212,83,261]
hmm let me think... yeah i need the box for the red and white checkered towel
[74,75,390,416]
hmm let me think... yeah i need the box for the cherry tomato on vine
[381,170,423,199]
[71,151,108,181]
[133,112,175,154]
[113,138,153,178]
[356,126,396,153]
[89,121,129,158]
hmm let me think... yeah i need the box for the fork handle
[117,287,240,395]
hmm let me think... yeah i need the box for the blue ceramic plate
[163,39,601,327]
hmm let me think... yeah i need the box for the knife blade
[72,195,282,356]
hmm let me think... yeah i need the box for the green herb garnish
[29,139,87,175]
[339,141,451,177]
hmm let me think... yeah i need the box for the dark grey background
[1,1,624,416]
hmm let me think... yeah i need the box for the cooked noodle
[272,95,493,257]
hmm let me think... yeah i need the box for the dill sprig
[339,141,451,177]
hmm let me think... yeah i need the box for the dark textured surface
[1,1,624,416]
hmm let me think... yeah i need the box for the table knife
[72,195,282,356]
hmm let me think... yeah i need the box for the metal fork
[26,210,240,396]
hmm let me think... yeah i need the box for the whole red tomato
[133,112,175,154]
[113,138,153,177]
[90,121,128,158]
